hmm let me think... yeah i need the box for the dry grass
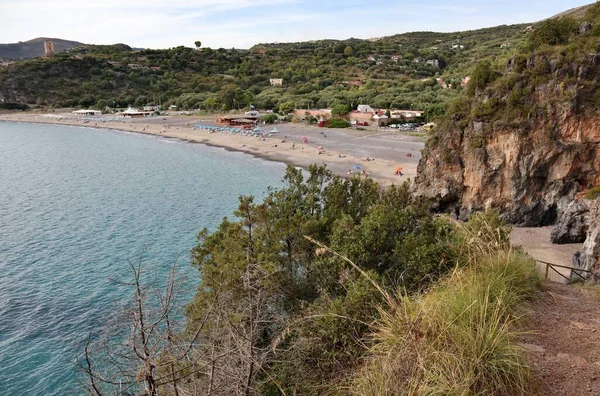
[349,211,540,396]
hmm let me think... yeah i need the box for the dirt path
[511,227,583,283]
[521,281,600,395]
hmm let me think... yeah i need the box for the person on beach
[292,142,296,150]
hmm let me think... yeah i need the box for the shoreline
[0,113,425,186]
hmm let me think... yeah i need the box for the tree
[194,41,202,49]
[331,104,350,118]
[78,258,216,396]
[279,101,295,115]
[468,60,497,95]
[344,46,354,56]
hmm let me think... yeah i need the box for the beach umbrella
[395,166,403,171]
[353,164,361,170]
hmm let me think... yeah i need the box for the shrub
[530,18,578,49]
[586,186,600,200]
[260,113,278,124]
[472,98,502,120]
[326,119,351,128]
[0,102,29,110]
[468,60,499,96]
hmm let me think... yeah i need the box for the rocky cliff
[553,196,600,280]
[415,54,600,226]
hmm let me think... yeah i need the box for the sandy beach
[0,112,425,186]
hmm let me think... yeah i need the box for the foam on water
[0,122,285,394]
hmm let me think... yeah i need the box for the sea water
[0,122,285,395]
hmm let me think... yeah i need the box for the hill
[0,22,529,112]
[0,37,84,59]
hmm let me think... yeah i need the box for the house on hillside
[426,59,440,67]
[500,43,511,48]
[436,78,448,89]
[367,55,377,62]
[391,55,402,62]
[269,78,283,86]
[452,44,465,50]
[461,76,471,88]
[143,105,161,111]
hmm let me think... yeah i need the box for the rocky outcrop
[415,55,600,226]
[572,199,600,281]
[550,198,590,244]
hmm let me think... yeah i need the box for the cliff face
[415,56,600,226]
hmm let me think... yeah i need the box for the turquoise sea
[0,122,285,395]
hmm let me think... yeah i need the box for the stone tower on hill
[44,40,55,57]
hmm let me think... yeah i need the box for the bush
[530,18,578,49]
[0,102,29,111]
[586,186,600,200]
[326,119,351,128]
[260,113,278,124]
[468,60,498,96]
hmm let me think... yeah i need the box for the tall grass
[350,211,540,396]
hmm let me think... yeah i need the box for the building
[373,112,389,126]
[500,43,511,48]
[391,110,424,119]
[357,104,374,113]
[452,44,465,50]
[461,76,471,88]
[44,40,55,57]
[426,59,440,67]
[117,107,153,118]
[367,55,376,62]
[72,109,102,116]
[216,115,259,129]
[391,55,402,62]
[143,105,161,111]
[269,78,283,86]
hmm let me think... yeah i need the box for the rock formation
[415,54,600,226]
[570,199,600,280]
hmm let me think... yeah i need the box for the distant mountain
[0,37,84,59]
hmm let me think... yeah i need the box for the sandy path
[510,227,583,283]
[0,113,425,186]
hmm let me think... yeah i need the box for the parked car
[356,121,368,126]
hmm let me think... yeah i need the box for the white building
[72,109,102,116]
[269,78,283,86]
[357,104,374,113]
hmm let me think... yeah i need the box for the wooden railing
[534,259,593,282]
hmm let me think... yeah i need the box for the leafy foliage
[186,165,457,393]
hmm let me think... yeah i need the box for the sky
[0,0,594,49]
